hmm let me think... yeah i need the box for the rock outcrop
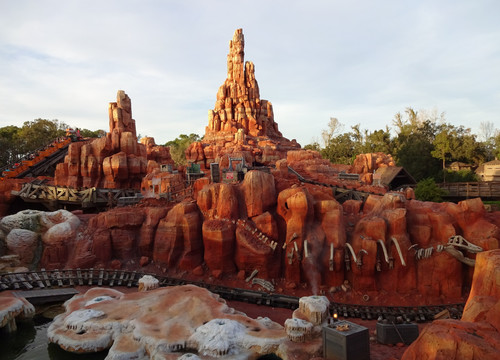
[0,209,80,270]
[54,91,172,189]
[185,29,300,169]
[0,294,35,332]
[0,178,26,217]
[280,295,330,359]
[402,249,500,360]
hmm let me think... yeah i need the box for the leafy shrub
[414,178,448,202]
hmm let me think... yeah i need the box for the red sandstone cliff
[402,249,500,360]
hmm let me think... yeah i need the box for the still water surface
[1,317,107,360]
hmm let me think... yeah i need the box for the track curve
[0,268,464,322]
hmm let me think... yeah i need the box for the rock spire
[187,28,300,168]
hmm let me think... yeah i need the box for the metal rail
[0,269,464,322]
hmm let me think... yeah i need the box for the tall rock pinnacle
[206,28,281,139]
[187,29,300,168]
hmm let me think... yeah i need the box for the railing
[0,137,72,180]
[439,182,500,199]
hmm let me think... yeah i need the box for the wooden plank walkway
[13,288,79,305]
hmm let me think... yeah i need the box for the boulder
[241,170,276,217]
[196,183,239,220]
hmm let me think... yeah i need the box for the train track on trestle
[0,268,464,322]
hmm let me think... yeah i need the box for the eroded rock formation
[185,29,300,168]
[0,295,34,332]
[0,209,80,270]
[402,249,500,360]
[54,91,172,189]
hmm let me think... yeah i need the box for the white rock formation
[188,318,247,357]
[138,275,159,292]
[297,295,330,325]
[48,285,286,358]
[284,318,313,342]
[0,295,35,332]
[5,229,39,264]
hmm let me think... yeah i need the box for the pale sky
[0,0,499,146]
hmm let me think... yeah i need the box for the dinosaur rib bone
[345,243,358,265]
[356,249,368,267]
[389,237,407,266]
[376,239,390,264]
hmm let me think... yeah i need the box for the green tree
[440,169,478,183]
[432,124,486,182]
[360,127,393,154]
[304,142,321,152]
[79,128,106,138]
[165,133,201,165]
[17,118,68,155]
[321,132,357,165]
[392,118,441,182]
[0,125,21,168]
[494,132,500,159]
[432,129,453,173]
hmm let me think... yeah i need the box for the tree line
[0,119,104,169]
[3,108,499,186]
[305,108,500,183]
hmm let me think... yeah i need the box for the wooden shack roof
[375,166,416,189]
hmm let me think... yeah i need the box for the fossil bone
[389,237,407,266]
[356,249,368,267]
[409,235,483,266]
[345,243,358,265]
[376,239,390,264]
[304,240,310,258]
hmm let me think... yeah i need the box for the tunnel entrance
[257,355,283,360]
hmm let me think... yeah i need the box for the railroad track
[0,269,464,322]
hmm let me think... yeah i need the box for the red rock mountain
[186,28,300,168]
[54,91,173,189]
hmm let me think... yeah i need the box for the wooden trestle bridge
[1,268,464,322]
[11,181,142,211]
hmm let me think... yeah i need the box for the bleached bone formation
[284,318,313,342]
[138,274,159,292]
[0,295,35,332]
[298,295,330,325]
[252,277,275,291]
[48,285,286,358]
[221,217,277,251]
[63,309,105,331]
[409,235,483,266]
[188,319,247,357]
